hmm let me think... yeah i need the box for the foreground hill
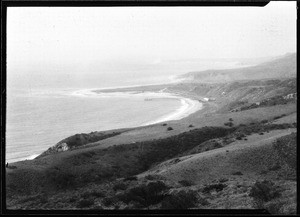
[178,53,296,83]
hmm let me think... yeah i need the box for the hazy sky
[7,2,297,87]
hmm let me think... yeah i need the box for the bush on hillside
[113,182,128,191]
[202,183,227,193]
[45,168,76,189]
[249,180,281,203]
[161,190,199,209]
[118,181,169,207]
[123,176,138,181]
[232,171,243,176]
[77,198,94,208]
[178,179,194,187]
[224,122,234,127]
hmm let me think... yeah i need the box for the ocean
[6,87,186,163]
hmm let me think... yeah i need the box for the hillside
[5,54,297,213]
[178,53,296,83]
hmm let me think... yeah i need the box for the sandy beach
[141,97,203,126]
[84,87,204,126]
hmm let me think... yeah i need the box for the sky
[7,2,297,88]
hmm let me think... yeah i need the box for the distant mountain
[179,53,296,83]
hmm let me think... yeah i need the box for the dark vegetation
[7,126,235,197]
[37,131,122,157]
[77,198,95,208]
[249,180,281,203]
[116,181,169,207]
[160,190,199,209]
[202,183,227,194]
[224,122,234,127]
[178,180,194,187]
[232,171,243,176]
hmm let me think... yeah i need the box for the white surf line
[141,96,203,126]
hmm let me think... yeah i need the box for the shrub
[224,122,232,127]
[249,180,281,203]
[229,118,233,122]
[161,190,198,209]
[259,132,264,135]
[69,197,77,202]
[167,127,173,131]
[189,124,194,127]
[218,178,229,183]
[118,181,169,207]
[77,198,94,208]
[113,182,127,191]
[268,163,281,171]
[46,168,76,189]
[124,176,138,181]
[236,136,242,140]
[178,180,194,187]
[202,183,227,193]
[102,197,116,207]
[90,191,105,198]
[162,123,167,126]
[232,171,243,176]
[81,191,92,199]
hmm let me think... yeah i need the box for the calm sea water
[6,88,182,162]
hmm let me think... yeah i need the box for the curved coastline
[83,86,203,126]
[141,97,202,126]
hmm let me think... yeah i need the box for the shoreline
[141,97,203,126]
[7,84,203,163]
[89,86,203,125]
[71,85,203,126]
